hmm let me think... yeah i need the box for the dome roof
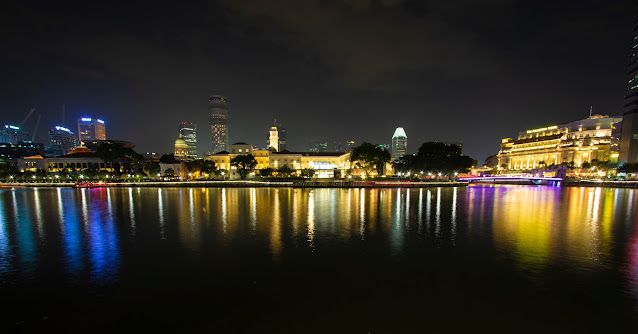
[175,138,187,146]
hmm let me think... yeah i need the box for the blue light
[81,118,92,122]
[55,126,72,133]
[97,119,105,124]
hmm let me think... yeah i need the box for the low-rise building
[498,115,621,171]
[18,146,143,175]
[204,142,352,179]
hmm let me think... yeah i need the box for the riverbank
[0,180,469,188]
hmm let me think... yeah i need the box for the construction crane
[19,108,35,128]
[31,114,41,142]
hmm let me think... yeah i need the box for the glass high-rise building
[391,127,407,159]
[77,117,106,143]
[179,122,197,157]
[1,125,30,144]
[209,95,229,153]
[620,8,638,164]
[48,126,78,156]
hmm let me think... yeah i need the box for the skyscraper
[619,8,638,164]
[48,126,78,156]
[209,95,229,153]
[77,117,106,142]
[391,127,407,159]
[179,122,197,157]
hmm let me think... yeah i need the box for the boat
[74,181,107,188]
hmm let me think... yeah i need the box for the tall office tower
[48,126,78,156]
[77,117,106,142]
[391,127,407,159]
[209,95,229,153]
[620,7,638,164]
[0,125,30,144]
[276,120,286,151]
[179,122,197,157]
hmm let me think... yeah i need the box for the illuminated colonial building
[18,146,143,174]
[209,95,229,153]
[205,143,352,179]
[269,126,279,151]
[498,115,621,171]
[174,134,189,157]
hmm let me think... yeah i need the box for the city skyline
[0,1,634,163]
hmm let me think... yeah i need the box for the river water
[1,185,637,333]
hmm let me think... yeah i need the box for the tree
[184,160,202,177]
[412,142,476,174]
[618,162,638,174]
[144,161,161,176]
[350,142,391,177]
[164,168,175,177]
[581,162,592,169]
[230,154,257,179]
[160,154,177,164]
[0,164,18,179]
[260,167,274,177]
[200,160,215,178]
[95,142,143,174]
[301,168,315,178]
[277,164,294,177]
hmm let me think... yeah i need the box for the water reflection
[2,186,638,305]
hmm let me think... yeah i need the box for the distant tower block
[209,95,229,153]
[391,127,407,159]
[179,122,197,157]
[77,117,106,143]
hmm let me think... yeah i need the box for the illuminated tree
[200,160,216,178]
[350,142,391,177]
[301,168,315,178]
[230,154,257,179]
[277,164,294,177]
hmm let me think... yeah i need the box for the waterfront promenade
[0,180,469,188]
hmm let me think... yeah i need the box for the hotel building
[498,115,621,171]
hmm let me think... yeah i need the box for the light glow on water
[0,186,638,330]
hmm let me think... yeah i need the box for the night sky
[0,0,634,162]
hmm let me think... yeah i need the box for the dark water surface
[1,186,638,333]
